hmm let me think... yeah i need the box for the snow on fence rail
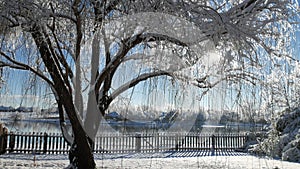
[0,131,248,154]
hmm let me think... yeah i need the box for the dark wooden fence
[0,131,248,155]
[4,132,69,154]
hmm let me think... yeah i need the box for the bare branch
[49,13,76,23]
[0,51,54,87]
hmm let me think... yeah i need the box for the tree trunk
[31,26,96,169]
[68,130,96,169]
[62,96,96,169]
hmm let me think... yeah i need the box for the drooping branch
[109,70,172,102]
[94,32,190,94]
[172,67,259,89]
[0,51,54,87]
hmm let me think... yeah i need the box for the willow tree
[0,0,298,168]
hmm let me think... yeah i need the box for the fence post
[2,127,8,154]
[9,132,15,153]
[175,133,179,151]
[0,124,3,154]
[211,134,215,155]
[152,133,157,152]
[0,124,3,153]
[0,124,7,154]
[135,133,141,153]
[156,133,160,152]
[0,127,8,154]
[43,132,48,154]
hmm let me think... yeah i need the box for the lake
[0,111,266,134]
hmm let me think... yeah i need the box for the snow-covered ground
[1,152,300,169]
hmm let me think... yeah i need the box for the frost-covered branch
[174,67,259,89]
[94,31,191,94]
[109,70,172,101]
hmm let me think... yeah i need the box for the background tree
[0,0,298,168]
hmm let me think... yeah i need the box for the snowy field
[1,152,300,169]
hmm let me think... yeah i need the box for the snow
[1,152,300,169]
[252,108,300,163]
